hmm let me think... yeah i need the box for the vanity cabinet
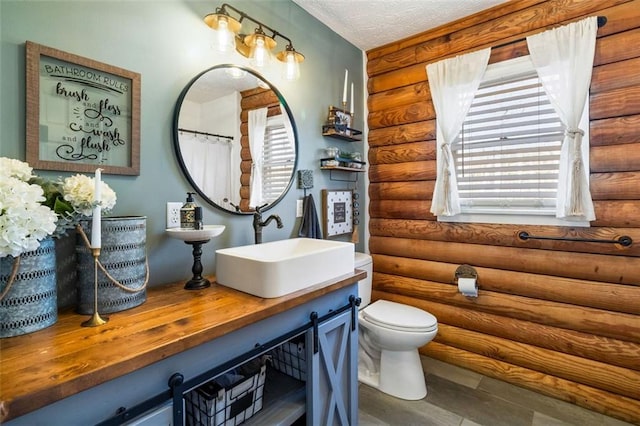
[2,274,363,426]
[160,296,359,426]
[221,303,359,426]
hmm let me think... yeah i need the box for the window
[442,56,589,226]
[261,115,295,204]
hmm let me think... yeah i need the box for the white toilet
[355,252,438,400]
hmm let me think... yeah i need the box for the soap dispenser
[180,192,197,229]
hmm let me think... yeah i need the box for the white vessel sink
[215,238,355,298]
[166,225,226,242]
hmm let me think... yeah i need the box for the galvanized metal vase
[76,216,147,314]
[0,237,58,338]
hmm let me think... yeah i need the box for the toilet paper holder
[455,264,478,281]
[455,264,479,297]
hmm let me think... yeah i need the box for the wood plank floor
[358,356,635,426]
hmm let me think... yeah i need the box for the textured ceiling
[292,0,510,51]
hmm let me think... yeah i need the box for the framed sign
[321,189,353,237]
[26,41,141,175]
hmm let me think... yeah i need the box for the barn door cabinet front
[307,303,358,425]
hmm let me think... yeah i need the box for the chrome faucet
[253,203,283,244]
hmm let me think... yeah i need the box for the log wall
[366,0,640,422]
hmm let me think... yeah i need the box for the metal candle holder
[81,248,109,327]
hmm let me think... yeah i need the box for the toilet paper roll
[458,277,478,297]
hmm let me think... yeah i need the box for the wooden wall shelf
[320,157,366,182]
[320,165,366,172]
[320,157,366,171]
[322,124,362,141]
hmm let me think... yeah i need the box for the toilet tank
[355,252,373,307]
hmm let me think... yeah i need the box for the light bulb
[250,37,270,68]
[284,51,300,81]
[225,67,247,79]
[213,18,235,52]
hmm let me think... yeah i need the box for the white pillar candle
[342,69,348,104]
[350,82,354,114]
[91,168,102,248]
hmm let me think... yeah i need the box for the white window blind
[262,115,294,203]
[452,56,564,217]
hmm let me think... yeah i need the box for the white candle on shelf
[342,69,348,104]
[91,168,102,249]
[350,82,354,115]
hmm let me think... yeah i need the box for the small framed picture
[334,109,351,129]
[327,106,352,135]
[321,189,353,237]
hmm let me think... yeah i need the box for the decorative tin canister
[0,237,58,338]
[76,216,147,314]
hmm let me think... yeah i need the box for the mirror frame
[172,64,298,215]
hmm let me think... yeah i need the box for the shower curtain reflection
[179,131,236,209]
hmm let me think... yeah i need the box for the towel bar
[518,231,632,247]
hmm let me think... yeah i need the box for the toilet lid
[362,300,437,332]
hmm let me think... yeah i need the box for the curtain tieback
[565,127,584,138]
[565,128,585,155]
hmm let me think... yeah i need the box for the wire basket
[269,335,307,382]
[185,362,266,426]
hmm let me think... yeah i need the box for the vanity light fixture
[204,3,305,81]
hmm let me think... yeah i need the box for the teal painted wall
[0,0,364,285]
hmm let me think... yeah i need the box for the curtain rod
[492,16,607,51]
[178,128,234,140]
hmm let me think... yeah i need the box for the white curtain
[227,139,241,209]
[248,107,268,208]
[180,133,232,204]
[527,17,597,221]
[426,48,491,216]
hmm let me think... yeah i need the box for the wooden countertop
[0,271,365,422]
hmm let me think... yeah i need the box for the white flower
[0,157,34,181]
[62,174,117,216]
[0,158,119,257]
[0,174,57,258]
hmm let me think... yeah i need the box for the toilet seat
[361,300,437,333]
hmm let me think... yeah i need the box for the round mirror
[173,64,298,214]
